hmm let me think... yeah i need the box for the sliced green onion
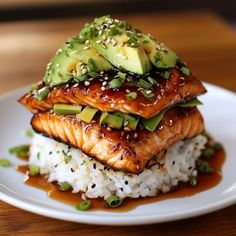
[137,79,152,90]
[87,58,97,72]
[117,71,126,81]
[76,200,91,211]
[59,181,72,191]
[142,110,165,132]
[0,159,11,167]
[202,148,215,159]
[140,89,155,100]
[25,128,34,137]
[189,177,198,187]
[197,160,213,173]
[9,145,30,156]
[28,83,39,92]
[161,71,171,79]
[147,76,157,85]
[105,195,123,208]
[88,71,99,78]
[35,86,50,101]
[109,78,124,89]
[126,92,137,101]
[181,67,190,76]
[178,98,203,107]
[213,142,223,150]
[29,166,40,176]
[108,28,121,36]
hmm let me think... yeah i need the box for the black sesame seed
[125,181,128,185]
[49,151,52,155]
[71,168,75,172]
[93,163,96,169]
[120,188,123,191]
[91,184,96,189]
[172,161,175,165]
[188,166,193,170]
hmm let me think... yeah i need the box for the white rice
[29,133,207,199]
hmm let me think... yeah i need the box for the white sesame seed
[114,19,119,23]
[99,30,103,35]
[134,133,138,138]
[64,84,69,89]
[110,24,115,28]
[102,44,107,49]
[106,127,111,131]
[126,134,130,139]
[124,121,129,126]
[110,103,115,108]
[102,35,107,40]
[146,90,152,94]
[78,61,83,66]
[102,81,107,86]
[80,64,85,69]
[126,89,131,93]
[84,81,90,86]
[83,46,90,50]
[104,76,108,80]
[96,40,102,44]
[55,63,60,67]
[96,53,100,56]
[85,40,90,44]
[192,170,198,177]
[106,38,111,44]
[72,83,79,88]
[81,68,87,74]
[100,71,104,75]
[124,127,131,132]
[101,86,106,91]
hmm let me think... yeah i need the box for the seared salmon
[31,107,204,173]
[20,69,206,119]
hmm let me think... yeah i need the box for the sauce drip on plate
[16,148,225,212]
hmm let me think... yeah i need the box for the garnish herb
[140,89,155,100]
[197,160,213,173]
[202,148,215,159]
[161,71,171,79]
[109,78,124,88]
[189,177,198,187]
[137,79,152,90]
[117,71,126,80]
[147,76,157,85]
[62,150,72,164]
[76,200,91,211]
[35,86,50,101]
[105,195,123,208]
[0,159,11,167]
[59,181,72,191]
[126,92,137,101]
[25,128,34,137]
[29,166,40,176]
[213,142,223,150]
[9,145,30,157]
[87,58,97,72]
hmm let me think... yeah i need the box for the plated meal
[7,16,223,211]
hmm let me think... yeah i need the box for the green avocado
[81,16,152,75]
[113,111,139,130]
[53,104,82,115]
[140,35,179,69]
[76,106,98,123]
[44,36,112,86]
[100,112,124,129]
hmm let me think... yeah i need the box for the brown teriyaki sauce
[16,146,225,212]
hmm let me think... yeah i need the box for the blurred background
[0,0,236,93]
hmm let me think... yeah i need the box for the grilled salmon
[31,107,204,173]
[20,69,206,119]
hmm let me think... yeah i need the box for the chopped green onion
[181,67,190,76]
[59,181,72,191]
[9,145,30,156]
[197,160,213,173]
[137,79,152,90]
[189,177,198,187]
[76,200,91,211]
[140,89,155,100]
[202,148,215,159]
[0,159,11,167]
[141,110,165,132]
[213,142,223,150]
[117,71,126,81]
[178,98,203,108]
[88,71,99,78]
[108,28,121,36]
[147,77,157,85]
[29,166,40,176]
[109,78,124,88]
[161,71,171,79]
[126,92,137,101]
[35,86,50,101]
[105,195,123,208]
[87,58,97,72]
[25,128,34,137]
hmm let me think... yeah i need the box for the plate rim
[0,82,236,226]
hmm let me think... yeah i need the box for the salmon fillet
[20,69,206,119]
[31,107,204,173]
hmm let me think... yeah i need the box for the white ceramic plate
[0,83,236,226]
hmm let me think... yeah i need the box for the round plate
[0,83,236,225]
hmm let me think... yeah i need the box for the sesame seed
[101,86,106,91]
[110,103,115,108]
[80,64,85,69]
[96,53,100,56]
[93,163,96,169]
[121,131,124,136]
[106,38,111,44]
[64,84,69,89]
[83,46,90,50]
[91,120,96,123]
[81,68,87,74]
[134,133,138,138]
[84,81,90,86]
[124,127,131,132]
[102,44,107,49]
[110,24,115,28]
[126,134,130,139]
[85,40,90,44]
[106,127,111,131]
[126,89,131,93]
[125,180,128,185]
[96,40,102,44]
[91,184,96,189]
[100,71,104,75]
[114,19,119,23]
[78,62,83,66]
[102,35,107,40]
[102,81,107,86]
[98,30,103,35]
[146,90,152,94]
[104,76,109,80]
[124,121,129,127]
[56,64,60,67]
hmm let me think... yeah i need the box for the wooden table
[0,11,236,235]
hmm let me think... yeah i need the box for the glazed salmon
[31,107,204,173]
[20,69,206,119]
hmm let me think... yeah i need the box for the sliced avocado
[34,86,50,101]
[113,111,139,130]
[53,104,82,115]
[100,112,124,129]
[44,36,112,86]
[81,16,152,75]
[140,35,179,69]
[141,110,165,132]
[76,106,98,123]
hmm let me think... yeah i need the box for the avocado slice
[81,16,152,75]
[100,112,124,129]
[44,36,112,86]
[140,35,179,69]
[76,106,98,123]
[114,111,140,130]
[141,110,165,132]
[53,104,82,115]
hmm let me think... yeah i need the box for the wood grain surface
[0,11,236,235]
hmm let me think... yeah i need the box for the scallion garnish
[29,166,40,176]
[9,145,30,157]
[202,148,215,159]
[189,177,198,187]
[137,79,152,90]
[197,160,213,173]
[126,92,137,101]
[109,78,124,88]
[76,200,91,211]
[0,159,11,167]
[161,71,171,79]
[105,195,123,208]
[59,181,72,191]
[35,86,50,101]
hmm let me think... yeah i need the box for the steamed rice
[29,133,207,199]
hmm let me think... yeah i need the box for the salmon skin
[20,69,206,119]
[31,107,204,174]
